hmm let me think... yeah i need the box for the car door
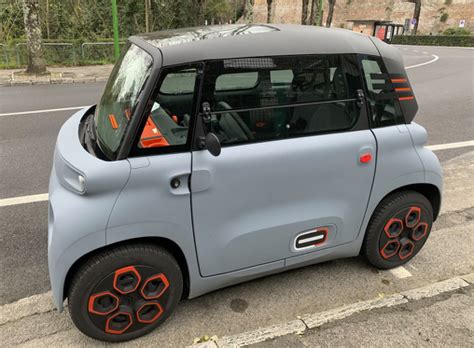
[191,54,377,277]
[108,64,200,250]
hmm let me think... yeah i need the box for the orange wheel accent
[384,218,403,238]
[140,274,170,300]
[405,207,421,228]
[105,311,133,335]
[113,266,142,295]
[412,222,428,241]
[399,240,415,260]
[136,302,164,324]
[380,239,400,259]
[88,291,119,316]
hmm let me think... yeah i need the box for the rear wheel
[361,191,433,269]
[68,244,183,342]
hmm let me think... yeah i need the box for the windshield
[94,43,153,159]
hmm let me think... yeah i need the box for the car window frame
[128,61,204,158]
[192,53,369,150]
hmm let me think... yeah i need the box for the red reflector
[360,153,372,164]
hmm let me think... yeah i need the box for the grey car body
[48,24,442,311]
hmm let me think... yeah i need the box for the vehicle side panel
[48,109,131,310]
[105,154,199,288]
[191,130,377,276]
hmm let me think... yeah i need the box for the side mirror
[205,132,221,157]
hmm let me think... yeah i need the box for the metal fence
[0,43,9,66]
[0,41,125,68]
[15,42,76,66]
[81,41,126,61]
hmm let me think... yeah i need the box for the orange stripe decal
[399,96,415,101]
[395,87,411,92]
[108,114,119,129]
[391,78,407,83]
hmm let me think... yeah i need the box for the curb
[188,274,473,347]
[1,76,108,87]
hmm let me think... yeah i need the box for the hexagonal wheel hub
[379,206,430,262]
[87,266,171,335]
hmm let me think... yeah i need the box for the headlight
[78,175,86,193]
[61,163,87,194]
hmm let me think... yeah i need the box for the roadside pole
[111,0,120,59]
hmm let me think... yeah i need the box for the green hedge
[392,35,474,47]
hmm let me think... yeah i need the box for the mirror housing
[205,133,221,157]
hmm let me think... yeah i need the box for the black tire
[68,244,183,342]
[361,191,433,270]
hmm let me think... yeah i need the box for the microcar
[48,24,442,342]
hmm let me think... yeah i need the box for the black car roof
[134,24,380,66]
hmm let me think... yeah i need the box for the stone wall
[253,0,474,34]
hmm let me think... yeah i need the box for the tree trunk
[266,0,273,23]
[243,0,254,23]
[302,0,309,25]
[326,0,336,28]
[22,0,46,74]
[413,0,421,35]
[309,0,322,25]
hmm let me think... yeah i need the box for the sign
[411,18,417,25]
[459,19,466,28]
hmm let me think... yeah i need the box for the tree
[22,0,46,74]
[309,0,322,26]
[408,0,421,35]
[243,0,254,23]
[326,0,336,27]
[266,0,274,23]
[302,0,309,24]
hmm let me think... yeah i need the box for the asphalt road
[0,46,473,306]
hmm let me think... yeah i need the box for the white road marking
[413,49,419,53]
[423,51,428,55]
[426,140,474,151]
[388,266,412,279]
[0,105,88,118]
[0,140,472,209]
[405,54,439,69]
[0,193,49,207]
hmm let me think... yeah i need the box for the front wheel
[68,244,183,342]
[361,191,433,269]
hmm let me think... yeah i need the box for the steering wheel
[216,101,254,141]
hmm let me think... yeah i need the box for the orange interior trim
[399,96,415,101]
[391,78,407,83]
[140,116,170,148]
[395,87,411,92]
[108,114,119,129]
[124,108,131,120]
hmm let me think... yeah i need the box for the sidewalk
[0,65,113,87]
[252,283,474,347]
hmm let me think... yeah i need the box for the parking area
[0,46,473,346]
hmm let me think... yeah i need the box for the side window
[202,55,362,145]
[271,70,293,85]
[138,67,197,149]
[361,58,405,127]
